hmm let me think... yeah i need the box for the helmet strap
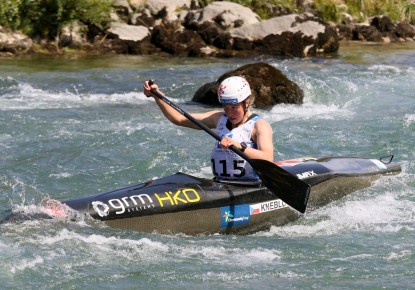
[232,98,251,128]
[242,97,251,115]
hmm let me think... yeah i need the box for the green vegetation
[325,0,413,24]
[315,0,415,24]
[203,0,415,24]
[0,0,112,39]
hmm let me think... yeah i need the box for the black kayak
[41,155,400,235]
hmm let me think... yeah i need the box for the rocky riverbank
[1,0,414,58]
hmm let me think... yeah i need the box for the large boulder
[352,24,383,42]
[0,28,33,55]
[192,62,304,108]
[189,1,261,29]
[102,22,154,54]
[230,14,339,57]
[146,0,192,21]
[395,22,415,39]
[151,20,205,56]
[108,22,150,41]
[230,14,322,40]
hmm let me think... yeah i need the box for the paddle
[148,81,310,213]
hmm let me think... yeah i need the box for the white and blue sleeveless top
[211,114,261,181]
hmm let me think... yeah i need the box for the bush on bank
[0,0,112,39]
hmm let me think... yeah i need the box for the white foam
[261,102,353,123]
[404,114,415,127]
[0,241,9,250]
[0,82,152,110]
[39,229,169,253]
[368,64,402,74]
[191,166,212,178]
[171,242,281,266]
[241,248,281,264]
[10,255,44,273]
[85,91,148,104]
[385,250,412,261]
[48,172,73,179]
[408,66,415,77]
[330,253,373,262]
[260,183,414,238]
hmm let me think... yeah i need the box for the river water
[0,43,414,289]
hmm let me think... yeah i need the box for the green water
[0,43,414,289]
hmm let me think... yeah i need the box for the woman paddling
[143,76,274,181]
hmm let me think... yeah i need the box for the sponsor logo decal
[250,199,288,215]
[220,205,250,227]
[220,98,238,104]
[92,188,200,217]
[92,201,110,217]
[296,170,317,179]
[155,188,200,207]
[92,194,155,217]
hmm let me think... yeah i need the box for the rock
[108,22,150,41]
[151,21,205,56]
[105,36,159,55]
[192,62,304,108]
[190,1,261,30]
[396,22,415,39]
[311,25,339,54]
[0,29,33,54]
[110,12,121,22]
[371,16,395,33]
[192,82,219,105]
[131,9,156,27]
[337,16,415,43]
[230,14,324,40]
[371,16,415,41]
[195,21,232,49]
[146,0,192,21]
[129,0,147,11]
[229,14,338,57]
[255,31,314,57]
[59,22,87,48]
[113,0,133,22]
[337,24,353,41]
[99,22,157,55]
[353,24,383,42]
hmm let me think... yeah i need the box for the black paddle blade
[250,159,311,213]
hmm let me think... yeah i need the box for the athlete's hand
[143,80,159,98]
[220,136,239,150]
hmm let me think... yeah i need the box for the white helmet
[218,76,251,104]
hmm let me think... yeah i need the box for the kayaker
[143,76,274,181]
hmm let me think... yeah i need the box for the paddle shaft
[149,87,249,159]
